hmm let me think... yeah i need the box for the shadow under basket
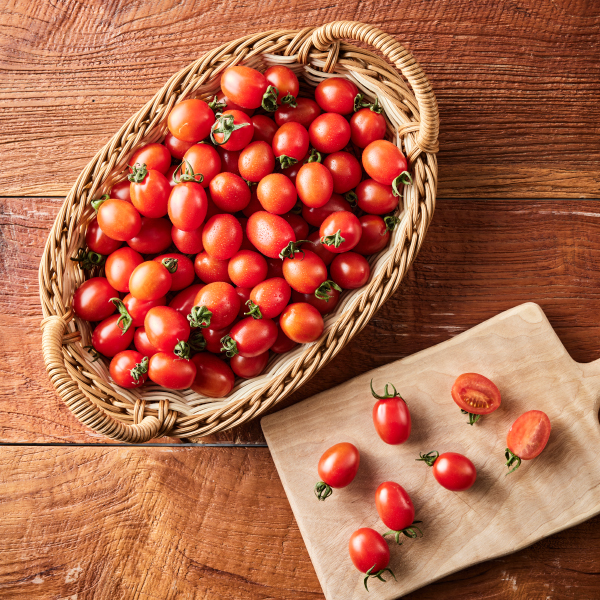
[39,21,439,443]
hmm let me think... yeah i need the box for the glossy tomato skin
[172,225,204,254]
[144,306,191,352]
[216,147,241,176]
[271,324,298,353]
[507,410,551,460]
[105,247,144,293]
[272,122,310,162]
[183,143,221,188]
[221,66,268,110]
[349,528,390,575]
[228,317,278,357]
[362,140,409,187]
[281,213,309,241]
[264,65,299,102]
[375,482,415,532]
[123,293,166,327]
[194,252,232,284]
[318,442,360,488]
[130,143,171,175]
[323,152,362,194]
[169,284,205,315]
[235,287,252,318]
[301,193,350,228]
[283,250,328,294]
[130,170,171,218]
[167,99,215,143]
[301,231,334,266]
[296,162,334,208]
[227,250,268,288]
[320,211,362,253]
[350,108,387,148]
[148,352,196,389]
[109,350,148,389]
[73,277,117,322]
[257,173,297,214]
[309,113,351,154]
[330,252,370,289]
[134,327,159,358]
[215,90,255,116]
[451,373,501,415]
[202,325,232,354]
[190,353,235,397]
[153,253,195,291]
[129,261,172,301]
[97,198,142,242]
[279,302,324,343]
[251,115,278,144]
[168,182,207,231]
[432,453,477,491]
[292,288,340,316]
[194,281,240,330]
[356,179,398,215]
[164,132,195,160]
[213,109,253,151]
[86,217,122,255]
[354,215,390,255]
[92,315,135,357]
[275,98,321,128]
[373,394,411,444]
[209,172,251,213]
[110,179,132,202]
[250,277,291,319]
[202,214,243,260]
[231,351,269,379]
[238,141,275,182]
[246,211,296,259]
[127,217,172,254]
[315,77,358,115]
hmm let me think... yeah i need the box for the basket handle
[301,21,439,155]
[41,315,162,443]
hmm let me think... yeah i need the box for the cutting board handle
[578,357,600,415]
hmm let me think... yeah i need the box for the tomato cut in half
[451,373,501,424]
[505,410,551,473]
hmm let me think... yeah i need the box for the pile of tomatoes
[314,373,552,591]
[72,64,412,397]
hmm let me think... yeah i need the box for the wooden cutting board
[261,303,600,599]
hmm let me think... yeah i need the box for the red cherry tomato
[153,253,195,291]
[356,179,398,215]
[213,90,255,116]
[97,198,142,241]
[279,302,324,343]
[281,213,309,240]
[249,277,291,319]
[73,277,117,322]
[315,77,358,115]
[164,132,195,160]
[320,211,362,253]
[271,324,298,354]
[148,352,196,389]
[129,261,172,301]
[275,97,321,128]
[330,252,370,289]
[246,211,296,259]
[238,141,275,182]
[419,451,477,491]
[350,107,387,148]
[272,122,309,166]
[202,214,242,260]
[209,172,251,212]
[105,247,143,293]
[231,352,269,379]
[348,528,392,590]
[172,224,204,254]
[451,373,501,417]
[134,327,159,358]
[109,179,131,202]
[316,442,360,495]
[323,151,362,194]
[168,181,207,231]
[251,115,278,144]
[257,173,297,214]
[92,315,135,357]
[144,306,190,352]
[123,293,166,327]
[127,217,172,254]
[165,164,178,189]
[282,250,328,294]
[202,325,232,354]
[193,282,240,330]
[109,350,148,389]
[227,250,268,288]
[234,287,251,317]
[237,216,255,252]
[291,287,340,316]
[212,109,253,151]
[296,162,333,208]
[190,353,235,397]
[221,66,269,110]
[301,193,350,228]
[264,65,299,102]
[506,410,551,471]
[241,188,262,218]
[194,251,232,284]
[169,284,205,315]
[129,169,171,218]
[375,482,416,533]
[354,215,390,255]
[130,143,171,175]
[266,257,284,278]
[224,317,278,358]
[86,217,122,255]
[301,231,334,266]
[362,140,409,191]
[371,381,411,444]
[167,99,215,142]
[183,144,221,188]
[309,113,351,154]
[216,147,240,176]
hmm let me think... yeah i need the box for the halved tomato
[451,373,501,416]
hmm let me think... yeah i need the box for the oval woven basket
[39,21,439,443]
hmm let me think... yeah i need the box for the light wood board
[262,303,600,599]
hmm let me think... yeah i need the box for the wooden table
[1,1,599,598]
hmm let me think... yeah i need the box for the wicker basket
[39,21,439,443]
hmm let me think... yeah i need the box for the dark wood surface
[1,0,600,597]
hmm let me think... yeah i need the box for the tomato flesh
[451,373,501,415]
[507,410,551,460]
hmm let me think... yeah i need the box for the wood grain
[0,0,599,198]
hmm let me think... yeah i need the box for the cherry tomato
[237,216,255,252]
[172,224,204,254]
[227,250,268,288]
[127,217,172,254]
[223,317,278,358]
[165,164,178,189]
[301,193,349,228]
[92,314,135,357]
[238,141,275,182]
[167,181,207,231]
[330,252,370,289]
[348,528,393,590]
[251,115,278,144]
[129,261,172,301]
[323,151,362,194]
[97,198,142,241]
[169,283,205,315]
[280,157,305,185]
[194,251,232,284]
[371,381,411,444]
[241,188,262,218]
[301,231,334,266]
[451,373,501,418]
[123,293,166,327]
[280,302,323,343]
[356,179,397,215]
[283,250,327,294]
[213,90,255,116]
[202,214,242,260]
[271,324,298,354]
[249,277,291,319]
[309,113,351,154]
[190,353,235,397]
[209,172,251,212]
[315,77,358,115]
[216,147,241,176]
[506,410,551,472]
[109,179,131,202]
[221,66,268,110]
[183,143,221,188]
[231,351,269,379]
[275,97,321,128]
[205,194,220,221]
[316,442,360,500]
[257,173,297,214]
[109,350,148,389]
[272,122,309,166]
[320,211,362,253]
[72,277,117,322]
[266,257,284,278]
[134,327,159,358]
[246,211,296,259]
[148,352,196,389]
[212,109,253,151]
[353,215,390,255]
[164,132,195,160]
[167,99,215,142]
[419,451,477,491]
[105,247,143,293]
[193,282,240,330]
[202,325,232,354]
[264,65,299,102]
[129,169,171,218]
[362,140,409,191]
[130,143,171,175]
[153,253,195,291]
[292,287,340,316]
[350,107,387,148]
[375,482,416,535]
[144,306,190,352]
[281,213,309,240]
[86,217,122,255]
[296,162,333,208]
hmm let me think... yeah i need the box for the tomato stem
[504,448,522,475]
[161,257,179,273]
[110,298,133,334]
[244,300,262,320]
[461,409,482,425]
[369,97,383,114]
[188,305,212,329]
[173,159,204,184]
[416,450,439,467]
[321,229,345,248]
[188,330,206,352]
[210,113,251,146]
[261,85,279,112]
[91,194,109,212]
[128,163,148,184]
[173,341,191,359]
[83,345,101,363]
[279,240,309,260]
[370,379,402,400]
[314,481,333,501]
[208,95,227,114]
[71,248,105,271]
[392,171,413,196]
[307,148,322,163]
[384,215,401,233]
[276,155,298,169]
[220,335,239,358]
[383,521,423,545]
[130,356,149,384]
[344,190,358,207]
[315,280,342,301]
[353,93,371,113]
[364,565,396,591]
[281,93,297,108]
